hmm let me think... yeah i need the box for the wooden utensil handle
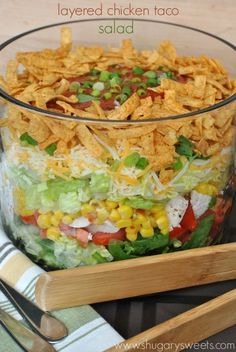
[35,243,236,311]
[106,288,236,352]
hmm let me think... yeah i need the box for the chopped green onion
[45,143,57,156]
[91,89,101,97]
[143,71,156,79]
[77,87,84,94]
[121,69,128,75]
[110,71,120,78]
[139,82,147,89]
[172,157,183,171]
[131,77,141,83]
[110,76,122,87]
[103,92,112,100]
[136,157,149,170]
[82,81,93,88]
[90,68,100,76]
[122,86,132,96]
[77,94,95,103]
[115,94,128,104]
[92,81,105,91]
[20,132,38,146]
[146,78,158,87]
[110,87,120,93]
[69,81,80,92]
[132,66,144,75]
[124,152,140,167]
[137,88,146,96]
[99,70,110,81]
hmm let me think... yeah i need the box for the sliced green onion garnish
[82,81,93,88]
[99,70,110,81]
[20,132,38,146]
[103,92,112,100]
[90,76,97,81]
[136,157,149,170]
[91,89,101,97]
[92,81,105,91]
[146,78,158,87]
[139,82,147,89]
[137,88,146,96]
[115,94,128,104]
[90,68,100,76]
[110,71,120,78]
[121,69,128,75]
[143,71,156,79]
[132,66,144,75]
[131,77,141,83]
[110,87,120,93]
[45,143,57,156]
[69,81,80,92]
[110,76,122,87]
[77,94,95,103]
[124,152,140,167]
[122,86,132,96]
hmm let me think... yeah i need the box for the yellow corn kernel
[151,204,164,214]
[142,220,152,229]
[54,210,64,221]
[134,213,146,225]
[50,215,60,227]
[156,216,168,227]
[96,208,109,224]
[81,204,94,215]
[37,214,51,229]
[118,205,133,219]
[62,215,73,225]
[126,228,138,241]
[153,210,166,220]
[106,200,118,210]
[47,227,61,241]
[109,209,121,222]
[140,226,154,238]
[116,219,132,228]
[20,209,34,216]
[150,216,157,227]
[195,182,218,196]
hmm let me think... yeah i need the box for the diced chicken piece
[166,196,189,230]
[190,190,211,218]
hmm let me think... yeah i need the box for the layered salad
[0,27,235,268]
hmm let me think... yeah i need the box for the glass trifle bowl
[0,20,235,269]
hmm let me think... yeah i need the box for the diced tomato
[76,229,90,248]
[46,100,64,111]
[92,229,126,246]
[100,98,115,110]
[147,90,164,101]
[62,91,74,98]
[72,101,92,110]
[170,226,188,239]
[180,203,197,231]
[176,75,188,83]
[20,214,37,226]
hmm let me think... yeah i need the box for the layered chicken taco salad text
[0,27,235,268]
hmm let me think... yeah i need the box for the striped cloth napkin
[0,227,124,352]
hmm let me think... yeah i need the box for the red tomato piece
[180,203,197,231]
[59,223,77,236]
[92,229,126,246]
[20,214,37,226]
[100,98,115,110]
[147,90,164,101]
[76,229,90,248]
[39,229,47,239]
[170,226,188,239]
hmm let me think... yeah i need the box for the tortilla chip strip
[107,93,140,120]
[92,100,106,119]
[39,135,59,150]
[108,124,156,139]
[75,124,104,157]
[45,119,75,143]
[0,118,9,127]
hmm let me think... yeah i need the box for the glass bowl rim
[0,18,235,125]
